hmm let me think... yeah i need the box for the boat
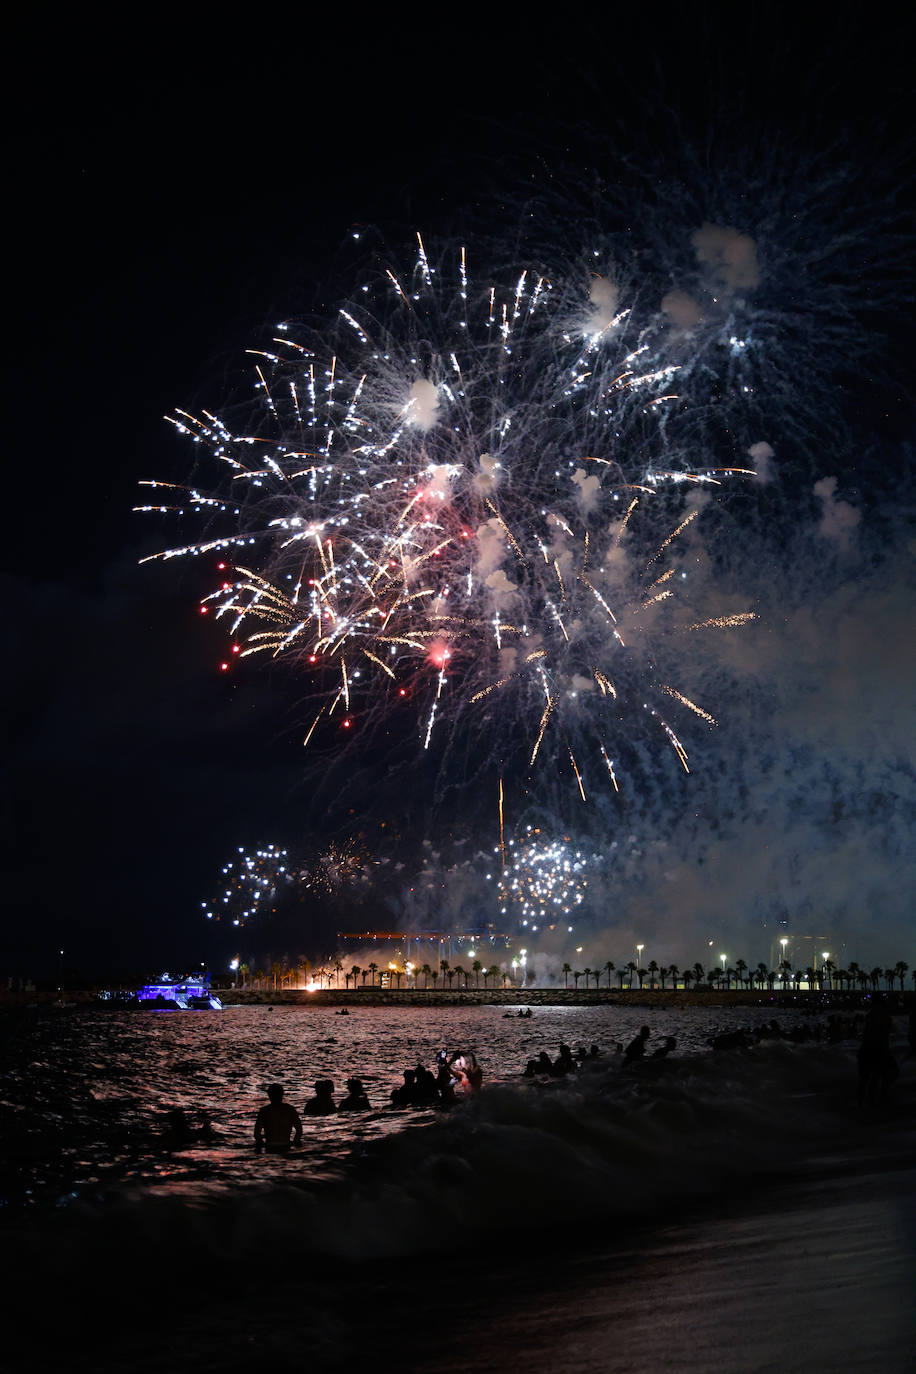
[136,976,222,1010]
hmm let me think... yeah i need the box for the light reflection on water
[3,1002,822,1206]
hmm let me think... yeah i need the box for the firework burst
[201,844,292,928]
[140,234,755,804]
[304,836,371,894]
[498,827,597,931]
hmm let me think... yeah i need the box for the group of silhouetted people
[252,1077,372,1150]
[249,1054,482,1150]
[390,1052,483,1108]
[523,1041,607,1077]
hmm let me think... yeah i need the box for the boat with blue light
[136,976,222,1010]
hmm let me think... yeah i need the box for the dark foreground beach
[18,1108,911,1374]
[4,1003,913,1373]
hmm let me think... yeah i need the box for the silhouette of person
[857,999,897,1107]
[412,1063,439,1105]
[651,1036,677,1059]
[254,1083,303,1151]
[338,1077,371,1111]
[160,1107,216,1149]
[390,1070,416,1106]
[304,1079,337,1115]
[624,1026,651,1060]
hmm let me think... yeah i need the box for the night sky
[5,7,913,981]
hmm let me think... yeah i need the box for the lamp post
[636,943,645,966]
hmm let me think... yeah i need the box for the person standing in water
[254,1083,303,1151]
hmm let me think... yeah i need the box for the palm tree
[706,968,719,991]
[430,968,439,990]
[573,970,583,989]
[350,965,361,990]
[297,958,310,989]
[869,967,882,990]
[583,967,592,990]
[616,966,627,990]
[270,961,281,990]
[755,962,768,990]
[648,960,659,989]
[453,963,466,988]
[605,960,615,988]
[735,959,748,989]
[693,962,705,989]
[562,962,572,988]
[626,960,637,988]
[669,964,680,990]
[239,962,250,989]
[847,961,861,991]
[658,966,669,990]
[421,963,432,988]
[472,959,482,987]
[440,959,450,988]
[779,959,792,989]
[333,959,343,988]
[636,966,648,989]
[895,961,909,991]
[485,964,500,988]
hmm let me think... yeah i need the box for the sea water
[2,1001,843,1206]
[2,1002,914,1372]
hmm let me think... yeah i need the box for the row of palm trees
[237,957,509,991]
[235,955,911,993]
[558,958,912,993]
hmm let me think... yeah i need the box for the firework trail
[140,233,756,805]
[201,844,292,927]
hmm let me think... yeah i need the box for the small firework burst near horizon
[304,836,372,894]
[498,827,597,932]
[201,844,292,928]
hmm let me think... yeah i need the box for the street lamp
[636,943,645,965]
[230,957,239,988]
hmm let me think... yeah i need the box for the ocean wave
[10,1041,902,1276]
